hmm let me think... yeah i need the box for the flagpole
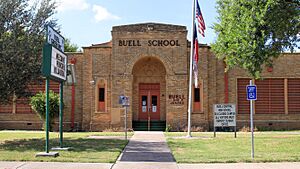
[187,0,196,138]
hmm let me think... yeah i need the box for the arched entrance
[132,57,166,131]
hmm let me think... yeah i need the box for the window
[15,80,59,114]
[98,87,105,111]
[288,79,300,114]
[237,78,284,114]
[99,88,105,102]
[255,79,284,114]
[194,88,200,102]
[237,78,250,114]
[193,87,201,111]
[0,80,59,114]
[0,104,12,114]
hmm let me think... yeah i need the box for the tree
[212,0,300,78]
[30,90,60,131]
[64,38,79,52]
[0,0,57,103]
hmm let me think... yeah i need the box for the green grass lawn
[166,131,300,163]
[0,131,132,163]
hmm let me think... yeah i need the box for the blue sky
[53,0,218,48]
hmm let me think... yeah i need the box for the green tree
[0,0,57,103]
[30,90,60,131]
[212,0,300,78]
[64,38,79,52]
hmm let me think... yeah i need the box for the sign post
[59,82,63,148]
[45,78,50,153]
[37,25,69,157]
[119,95,130,141]
[213,104,236,138]
[247,80,257,160]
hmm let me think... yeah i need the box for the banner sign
[214,104,236,127]
[47,25,64,52]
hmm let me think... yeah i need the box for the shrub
[30,90,61,131]
[165,124,172,132]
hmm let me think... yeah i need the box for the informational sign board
[214,104,236,127]
[47,25,64,52]
[247,85,257,100]
[51,47,67,80]
[42,44,67,81]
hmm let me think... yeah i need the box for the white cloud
[92,5,120,22]
[56,0,89,12]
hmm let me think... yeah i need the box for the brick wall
[1,23,299,131]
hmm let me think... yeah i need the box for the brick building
[1,23,300,131]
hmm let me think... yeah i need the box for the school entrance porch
[132,57,167,131]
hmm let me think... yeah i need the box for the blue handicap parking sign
[246,85,257,100]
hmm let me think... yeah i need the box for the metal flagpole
[187,0,196,137]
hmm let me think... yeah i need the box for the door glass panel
[142,96,147,112]
[152,96,157,112]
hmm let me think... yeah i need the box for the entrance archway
[132,57,166,130]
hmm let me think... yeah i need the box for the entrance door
[139,83,160,121]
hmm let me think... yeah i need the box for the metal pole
[148,91,150,131]
[214,127,216,137]
[125,106,127,141]
[59,82,63,148]
[187,0,196,138]
[45,78,50,153]
[234,126,237,138]
[250,80,254,159]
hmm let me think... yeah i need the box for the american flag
[195,0,206,37]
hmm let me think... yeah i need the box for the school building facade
[0,23,299,131]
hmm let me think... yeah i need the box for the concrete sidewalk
[2,161,300,169]
[1,131,300,169]
[113,131,177,169]
[0,161,112,169]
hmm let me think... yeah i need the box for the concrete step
[133,121,166,131]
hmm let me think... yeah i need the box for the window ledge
[95,111,108,114]
[192,111,204,114]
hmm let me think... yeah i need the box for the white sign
[47,25,64,52]
[152,106,157,112]
[142,106,147,112]
[214,104,236,127]
[50,47,67,81]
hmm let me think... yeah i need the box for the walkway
[113,131,177,169]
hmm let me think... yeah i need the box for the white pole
[187,0,196,137]
[250,80,254,159]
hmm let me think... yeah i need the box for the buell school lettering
[119,39,180,47]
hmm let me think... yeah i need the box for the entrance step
[132,121,166,131]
